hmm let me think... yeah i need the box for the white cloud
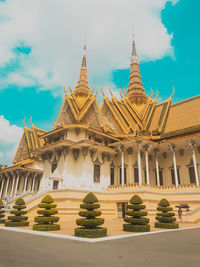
[0,0,178,92]
[0,116,23,165]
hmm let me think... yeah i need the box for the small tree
[123,195,150,232]
[5,198,29,227]
[0,199,5,224]
[155,198,179,229]
[75,192,107,238]
[33,195,60,231]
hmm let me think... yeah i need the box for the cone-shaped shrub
[0,199,5,224]
[33,195,60,231]
[75,192,107,238]
[5,198,29,227]
[155,198,179,229]
[123,195,150,232]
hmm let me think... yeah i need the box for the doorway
[53,180,59,190]
[117,202,128,218]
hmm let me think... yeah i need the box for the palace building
[0,39,200,220]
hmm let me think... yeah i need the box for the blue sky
[0,0,200,164]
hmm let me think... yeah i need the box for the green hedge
[33,224,60,231]
[127,204,145,210]
[0,200,5,223]
[7,216,28,222]
[80,203,100,210]
[155,222,179,229]
[37,209,58,216]
[124,217,149,225]
[11,210,27,215]
[79,210,101,218]
[34,216,59,224]
[38,203,57,209]
[155,198,179,229]
[75,227,107,238]
[33,195,60,231]
[76,218,104,228]
[123,224,150,232]
[5,221,29,227]
[123,195,150,232]
[126,211,148,217]
[155,216,176,223]
[5,198,29,227]
[75,192,107,238]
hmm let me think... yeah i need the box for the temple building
[1,38,200,220]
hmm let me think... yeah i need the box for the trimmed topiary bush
[155,198,179,229]
[33,195,60,231]
[75,192,107,238]
[0,199,5,223]
[123,195,150,232]
[5,198,29,227]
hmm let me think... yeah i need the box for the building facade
[0,39,200,206]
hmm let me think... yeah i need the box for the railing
[6,190,31,205]
[107,183,200,192]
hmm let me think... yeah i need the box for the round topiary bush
[5,198,29,227]
[75,192,107,238]
[155,198,179,229]
[0,199,5,224]
[123,195,150,232]
[33,195,60,231]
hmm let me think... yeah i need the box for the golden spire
[74,44,90,98]
[127,35,148,105]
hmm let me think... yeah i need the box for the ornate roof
[13,122,47,164]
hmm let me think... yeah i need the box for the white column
[121,148,124,187]
[137,148,142,186]
[4,175,9,197]
[14,174,20,196]
[189,141,199,186]
[10,176,15,197]
[31,173,37,192]
[23,173,29,192]
[145,150,150,186]
[172,151,179,188]
[192,149,199,186]
[155,156,160,186]
[0,177,5,198]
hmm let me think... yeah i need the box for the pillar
[121,147,125,187]
[137,147,142,186]
[10,176,15,197]
[14,174,19,196]
[155,156,160,186]
[4,175,9,198]
[31,173,37,192]
[23,173,29,192]
[189,141,199,186]
[0,177,5,198]
[170,145,179,187]
[145,150,150,186]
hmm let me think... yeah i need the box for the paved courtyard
[0,228,200,267]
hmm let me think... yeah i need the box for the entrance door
[53,180,59,190]
[117,202,128,218]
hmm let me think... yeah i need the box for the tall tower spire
[127,35,148,105]
[74,44,90,98]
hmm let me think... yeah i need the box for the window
[94,164,100,183]
[119,167,127,184]
[51,162,58,173]
[134,168,139,183]
[171,169,181,185]
[53,180,59,190]
[155,170,164,186]
[189,166,195,184]
[110,167,115,185]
